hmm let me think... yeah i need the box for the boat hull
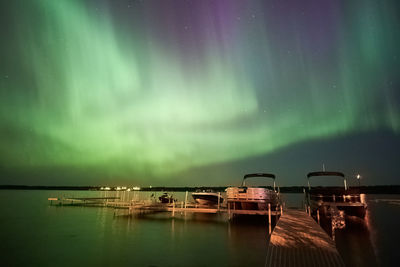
[226,187,279,211]
[159,194,175,204]
[309,195,367,219]
[192,192,223,205]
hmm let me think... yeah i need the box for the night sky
[0,0,399,186]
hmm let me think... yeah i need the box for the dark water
[0,191,399,266]
[335,195,400,267]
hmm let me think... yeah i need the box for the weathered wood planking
[265,209,345,267]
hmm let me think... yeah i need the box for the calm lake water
[0,190,399,266]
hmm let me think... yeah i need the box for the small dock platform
[265,209,344,267]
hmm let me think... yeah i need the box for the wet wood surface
[265,209,345,267]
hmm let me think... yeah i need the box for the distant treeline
[0,185,98,191]
[1,184,400,194]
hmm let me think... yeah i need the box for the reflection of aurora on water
[0,0,399,183]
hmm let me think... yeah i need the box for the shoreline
[1,184,400,194]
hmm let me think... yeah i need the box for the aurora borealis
[0,0,399,186]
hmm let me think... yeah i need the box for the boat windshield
[242,173,276,190]
[307,172,347,190]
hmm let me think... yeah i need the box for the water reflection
[28,192,400,266]
[314,194,379,267]
[227,215,271,240]
[333,213,376,266]
[226,216,270,266]
[113,209,270,266]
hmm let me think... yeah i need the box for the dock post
[217,192,220,211]
[172,201,175,218]
[184,191,188,209]
[268,203,272,235]
[280,204,283,216]
[228,202,231,220]
[317,209,320,224]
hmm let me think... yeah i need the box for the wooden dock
[265,209,344,267]
[48,197,281,218]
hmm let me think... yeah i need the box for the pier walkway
[265,209,344,267]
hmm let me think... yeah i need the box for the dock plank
[265,209,344,267]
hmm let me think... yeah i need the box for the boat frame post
[172,201,175,218]
[317,209,320,224]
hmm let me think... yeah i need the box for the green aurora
[0,0,399,185]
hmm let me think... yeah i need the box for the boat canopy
[242,173,276,190]
[306,171,347,190]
